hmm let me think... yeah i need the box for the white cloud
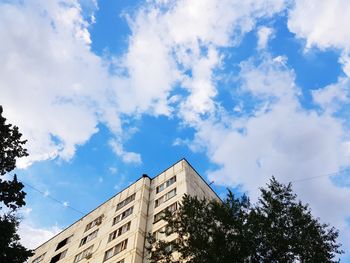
[0,0,113,167]
[339,53,350,77]
[190,56,350,255]
[0,0,289,167]
[288,0,350,76]
[312,77,350,113]
[239,55,298,100]
[125,1,350,255]
[288,0,350,50]
[4,0,350,258]
[257,26,274,49]
[118,0,288,124]
[109,139,142,165]
[19,222,61,249]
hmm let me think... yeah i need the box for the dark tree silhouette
[0,105,33,263]
[147,177,343,263]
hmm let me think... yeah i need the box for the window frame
[49,249,67,263]
[155,188,177,208]
[85,215,103,232]
[108,221,131,242]
[80,229,98,247]
[55,235,72,251]
[32,253,46,263]
[116,193,136,212]
[104,239,128,261]
[113,206,134,226]
[156,176,176,194]
[154,202,178,223]
[74,245,94,263]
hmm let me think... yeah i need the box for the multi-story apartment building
[29,159,219,263]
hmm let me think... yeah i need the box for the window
[167,188,176,199]
[55,235,72,251]
[50,250,67,263]
[85,215,103,232]
[108,221,131,242]
[116,193,135,211]
[153,224,174,240]
[32,253,46,263]
[80,229,98,247]
[154,202,177,223]
[156,176,176,194]
[116,259,125,263]
[153,226,166,240]
[166,176,176,187]
[155,188,176,207]
[74,245,93,263]
[167,202,177,213]
[104,239,128,261]
[113,206,133,225]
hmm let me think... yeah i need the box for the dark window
[55,236,72,251]
[32,253,46,263]
[50,250,67,263]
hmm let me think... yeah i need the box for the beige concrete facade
[29,159,219,263]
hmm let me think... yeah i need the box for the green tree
[147,177,343,263]
[0,105,33,263]
[147,192,253,263]
[249,177,343,262]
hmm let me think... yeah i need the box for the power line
[22,181,85,216]
[288,168,350,184]
[21,167,350,216]
[241,167,350,194]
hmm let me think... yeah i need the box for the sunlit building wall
[29,159,218,263]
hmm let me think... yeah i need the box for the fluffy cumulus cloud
[0,0,155,166]
[124,0,350,255]
[117,0,288,124]
[312,77,350,113]
[0,0,112,166]
[19,221,61,249]
[0,0,288,167]
[193,57,348,188]
[190,56,350,253]
[4,0,350,256]
[288,0,350,50]
[124,4,350,251]
[288,0,350,77]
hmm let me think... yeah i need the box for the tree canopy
[0,105,33,263]
[147,177,343,263]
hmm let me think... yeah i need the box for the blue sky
[1,0,350,260]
